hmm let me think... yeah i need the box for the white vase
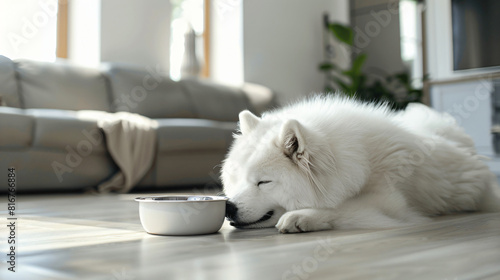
[180,25,201,78]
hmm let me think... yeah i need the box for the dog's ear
[280,119,306,161]
[239,110,260,134]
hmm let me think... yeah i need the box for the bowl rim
[135,195,228,203]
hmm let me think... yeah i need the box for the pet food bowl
[135,195,228,235]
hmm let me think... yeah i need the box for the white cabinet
[430,78,500,174]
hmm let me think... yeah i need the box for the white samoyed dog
[222,95,500,233]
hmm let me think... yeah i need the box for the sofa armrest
[242,83,276,115]
[0,56,21,108]
[0,107,34,148]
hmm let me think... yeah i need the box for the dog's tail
[395,103,476,154]
[479,171,500,212]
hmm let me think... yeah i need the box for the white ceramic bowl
[135,195,228,235]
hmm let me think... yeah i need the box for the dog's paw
[276,209,333,234]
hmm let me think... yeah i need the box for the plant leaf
[341,70,356,80]
[329,23,353,46]
[394,72,410,85]
[318,62,336,71]
[333,77,352,93]
[351,54,367,75]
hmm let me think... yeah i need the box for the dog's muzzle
[225,201,274,228]
[225,201,238,221]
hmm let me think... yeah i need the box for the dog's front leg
[276,208,335,233]
[276,194,428,233]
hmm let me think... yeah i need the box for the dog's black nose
[225,201,238,220]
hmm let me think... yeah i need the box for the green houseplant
[319,22,424,110]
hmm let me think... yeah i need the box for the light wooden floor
[1,191,500,280]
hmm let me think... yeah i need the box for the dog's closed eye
[257,181,272,186]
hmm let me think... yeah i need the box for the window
[0,0,60,61]
[170,0,209,80]
[399,0,424,87]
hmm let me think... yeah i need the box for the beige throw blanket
[78,111,158,193]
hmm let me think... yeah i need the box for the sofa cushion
[156,118,236,153]
[25,109,108,154]
[105,64,197,118]
[15,60,112,111]
[0,56,21,107]
[0,149,117,191]
[0,107,34,148]
[180,78,251,121]
[153,152,225,186]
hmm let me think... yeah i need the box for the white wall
[100,0,171,71]
[242,0,350,105]
[351,0,406,77]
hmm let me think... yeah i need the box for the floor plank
[1,192,499,280]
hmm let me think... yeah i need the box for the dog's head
[221,110,344,229]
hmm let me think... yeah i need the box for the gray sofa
[0,56,274,192]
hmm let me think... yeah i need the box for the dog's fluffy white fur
[222,95,500,233]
